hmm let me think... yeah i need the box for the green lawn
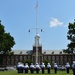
[0,70,73,75]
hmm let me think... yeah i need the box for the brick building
[0,34,75,67]
[0,45,75,67]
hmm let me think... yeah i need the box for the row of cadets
[30,63,35,73]
[47,63,51,74]
[54,63,58,74]
[65,62,70,73]
[24,63,29,73]
[41,62,45,73]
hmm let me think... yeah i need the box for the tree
[24,59,32,66]
[43,60,50,67]
[63,20,75,53]
[0,20,15,55]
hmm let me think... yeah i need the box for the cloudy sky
[0,0,75,50]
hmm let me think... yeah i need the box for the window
[52,56,55,60]
[64,56,67,64]
[56,56,59,64]
[11,56,14,65]
[20,56,22,62]
[3,58,6,65]
[48,56,51,60]
[7,56,10,61]
[7,56,11,65]
[60,56,63,65]
[15,56,19,64]
[28,56,31,59]
[7,61,10,65]
[24,56,27,61]
[44,56,47,60]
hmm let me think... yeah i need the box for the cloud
[50,18,63,27]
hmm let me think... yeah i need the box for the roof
[13,50,33,54]
[13,50,64,54]
[42,50,64,54]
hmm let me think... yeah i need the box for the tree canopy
[63,20,75,54]
[0,20,15,55]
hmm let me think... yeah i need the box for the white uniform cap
[31,63,33,65]
[42,62,44,65]
[26,63,28,65]
[66,62,69,65]
[54,63,56,65]
[73,61,75,64]
[36,63,38,65]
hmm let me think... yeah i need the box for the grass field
[0,70,73,75]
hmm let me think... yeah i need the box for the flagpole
[36,1,38,34]
[35,1,38,64]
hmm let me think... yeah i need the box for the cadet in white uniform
[41,62,45,73]
[24,63,29,73]
[30,63,35,73]
[17,62,24,73]
[54,63,58,74]
[35,63,40,74]
[47,63,51,74]
[65,62,70,73]
[72,61,75,75]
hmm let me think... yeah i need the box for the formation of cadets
[17,61,75,75]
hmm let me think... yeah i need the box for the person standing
[54,63,58,74]
[47,63,51,74]
[72,61,75,75]
[17,62,24,73]
[41,62,45,74]
[30,63,35,73]
[24,63,29,73]
[35,63,40,74]
[65,62,70,73]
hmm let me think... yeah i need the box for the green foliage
[24,59,32,66]
[43,60,50,67]
[0,20,15,55]
[0,21,5,35]
[63,20,75,54]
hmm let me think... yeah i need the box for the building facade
[0,34,75,67]
[0,45,75,67]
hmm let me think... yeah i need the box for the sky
[0,0,75,50]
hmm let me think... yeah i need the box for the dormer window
[52,51,54,54]
[44,51,46,54]
[26,51,30,54]
[20,51,22,54]
[60,51,62,54]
